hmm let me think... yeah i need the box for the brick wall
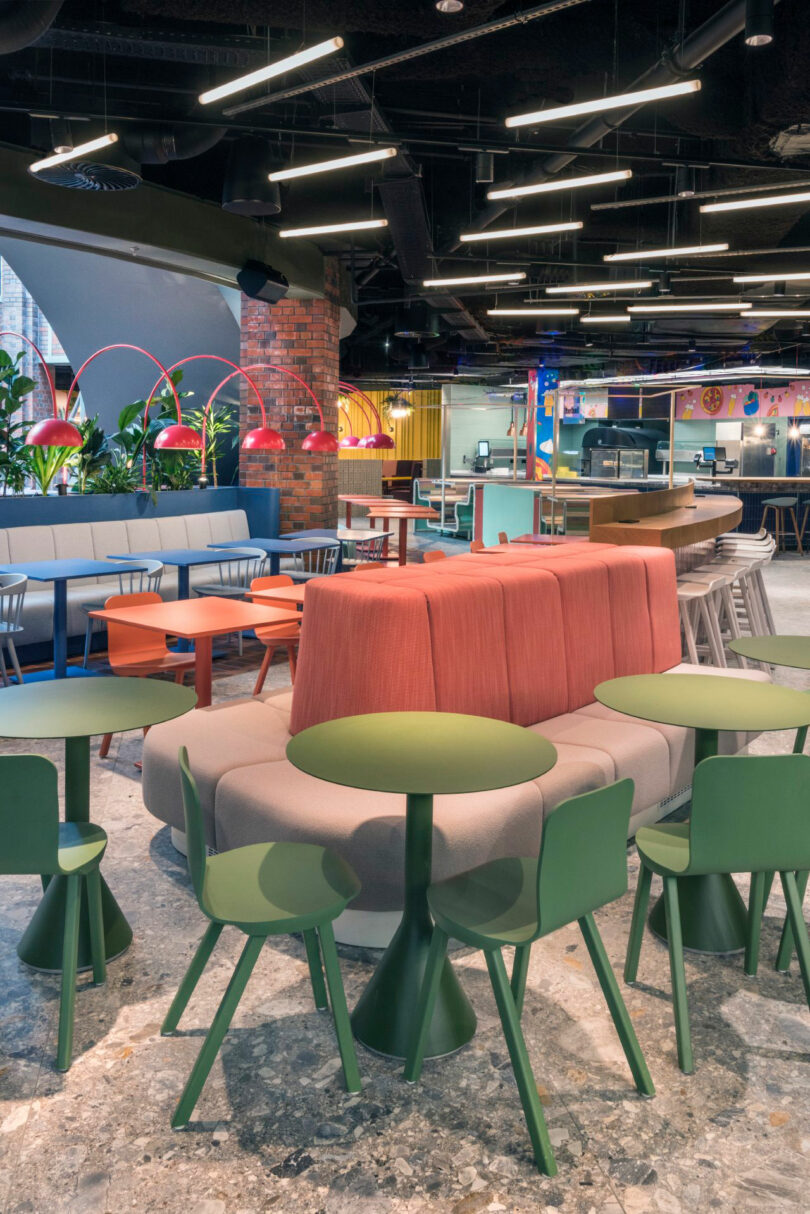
[239,257,340,531]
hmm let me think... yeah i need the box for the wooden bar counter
[589,482,742,548]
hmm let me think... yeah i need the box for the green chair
[0,754,107,1072]
[163,747,363,1128]
[625,754,810,1076]
[403,780,653,1176]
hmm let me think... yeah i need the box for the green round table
[729,636,810,754]
[287,711,557,1060]
[0,677,196,972]
[595,673,810,955]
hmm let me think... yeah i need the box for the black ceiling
[3,0,810,381]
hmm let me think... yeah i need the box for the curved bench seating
[142,543,768,946]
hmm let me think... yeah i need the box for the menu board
[560,389,609,421]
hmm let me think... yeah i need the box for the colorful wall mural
[675,382,810,420]
[532,367,558,480]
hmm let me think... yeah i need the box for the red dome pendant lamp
[339,381,395,449]
[0,331,84,449]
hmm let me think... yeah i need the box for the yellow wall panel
[339,389,441,460]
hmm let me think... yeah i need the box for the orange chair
[470,539,485,552]
[99,591,195,758]
[498,531,509,545]
[250,575,301,695]
[423,550,447,564]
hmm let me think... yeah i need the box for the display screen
[477,440,491,458]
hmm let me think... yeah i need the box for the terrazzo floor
[3,552,810,1213]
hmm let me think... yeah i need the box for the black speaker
[237,260,290,304]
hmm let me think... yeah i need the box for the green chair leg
[794,725,808,755]
[745,871,768,977]
[56,874,81,1072]
[162,921,224,1036]
[317,921,361,1094]
[485,947,557,1177]
[302,928,328,1011]
[511,944,531,1018]
[86,868,106,986]
[624,862,653,984]
[781,871,810,1009]
[578,912,654,1097]
[663,876,693,1075]
[776,870,809,973]
[172,933,265,1129]
[403,926,448,1084]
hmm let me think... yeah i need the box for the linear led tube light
[199,38,344,105]
[701,191,810,214]
[487,307,579,316]
[279,218,388,238]
[748,309,810,317]
[580,314,632,323]
[604,242,728,262]
[459,220,582,242]
[560,366,810,388]
[423,271,526,287]
[487,168,632,201]
[546,278,652,294]
[733,271,810,283]
[269,146,397,182]
[29,132,118,172]
[627,302,752,313]
[505,79,701,129]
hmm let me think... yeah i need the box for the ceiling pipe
[0,0,64,55]
[454,0,783,247]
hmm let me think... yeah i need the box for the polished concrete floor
[2,552,810,1213]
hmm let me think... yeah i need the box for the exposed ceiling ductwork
[0,0,64,55]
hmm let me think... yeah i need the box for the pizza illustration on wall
[700,385,723,415]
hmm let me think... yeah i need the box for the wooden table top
[366,504,440,518]
[589,494,742,548]
[90,596,300,638]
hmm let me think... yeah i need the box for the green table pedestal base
[351,913,476,1060]
[648,873,748,955]
[17,873,132,973]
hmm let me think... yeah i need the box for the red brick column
[239,257,340,531]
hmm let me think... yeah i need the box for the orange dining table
[248,584,307,609]
[364,503,441,565]
[90,596,300,708]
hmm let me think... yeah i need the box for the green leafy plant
[115,369,195,490]
[85,453,140,495]
[27,442,75,496]
[184,398,238,487]
[73,415,110,493]
[0,348,34,495]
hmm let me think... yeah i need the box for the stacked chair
[676,529,776,667]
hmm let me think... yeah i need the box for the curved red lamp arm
[338,384,374,436]
[0,330,82,447]
[144,354,277,481]
[339,380,395,450]
[66,343,183,424]
[239,362,338,451]
[0,330,58,414]
[338,403,354,435]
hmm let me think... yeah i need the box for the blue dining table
[0,558,149,681]
[210,536,342,576]
[106,547,248,600]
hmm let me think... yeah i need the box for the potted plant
[73,415,110,493]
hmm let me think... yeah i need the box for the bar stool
[691,558,768,640]
[761,497,803,555]
[680,567,749,665]
[676,581,726,667]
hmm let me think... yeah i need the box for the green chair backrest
[178,747,209,911]
[688,754,810,875]
[535,779,633,939]
[0,754,60,876]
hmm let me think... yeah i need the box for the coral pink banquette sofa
[142,542,766,946]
